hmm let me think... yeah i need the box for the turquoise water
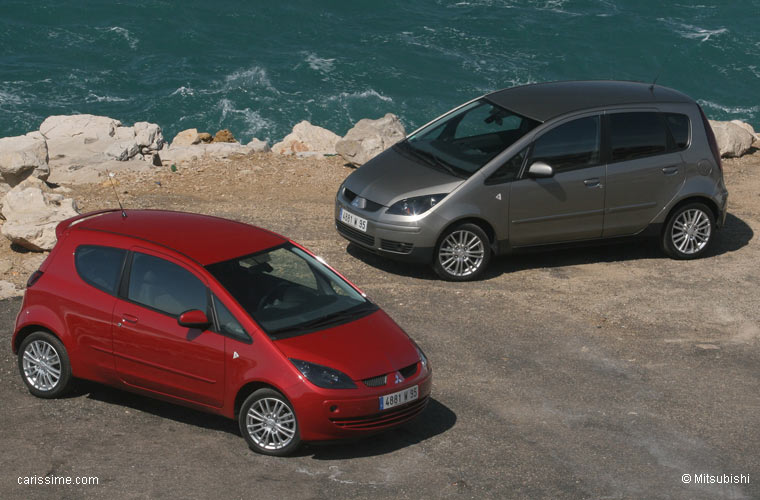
[1,1,758,143]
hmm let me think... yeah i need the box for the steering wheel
[257,282,291,310]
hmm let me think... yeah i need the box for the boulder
[105,140,140,161]
[198,132,213,143]
[336,113,406,166]
[272,121,341,156]
[247,138,271,152]
[0,132,50,188]
[172,128,200,147]
[709,120,754,158]
[40,114,121,142]
[213,129,236,143]
[1,177,79,251]
[730,120,759,141]
[134,122,165,150]
[161,142,255,163]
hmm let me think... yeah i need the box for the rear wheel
[662,202,715,259]
[433,223,491,281]
[18,332,72,398]
[239,388,301,456]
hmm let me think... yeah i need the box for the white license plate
[340,208,368,233]
[379,385,418,410]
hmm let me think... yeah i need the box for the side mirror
[178,309,211,329]
[527,161,554,178]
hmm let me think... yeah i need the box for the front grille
[380,239,414,254]
[336,220,374,247]
[343,188,384,212]
[362,375,387,387]
[399,362,418,379]
[330,397,429,430]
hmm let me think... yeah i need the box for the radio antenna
[650,43,677,92]
[105,169,127,218]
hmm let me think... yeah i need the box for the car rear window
[664,113,690,150]
[75,245,127,295]
[609,112,668,162]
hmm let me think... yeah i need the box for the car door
[603,111,687,237]
[112,248,225,408]
[509,115,605,246]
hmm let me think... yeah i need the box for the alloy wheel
[671,208,711,255]
[438,229,485,277]
[22,340,62,392]
[245,397,297,451]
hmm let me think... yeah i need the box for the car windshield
[402,98,539,178]
[205,244,376,338]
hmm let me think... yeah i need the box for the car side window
[212,294,249,341]
[609,112,668,162]
[75,245,127,295]
[127,252,207,317]
[529,116,600,173]
[665,113,690,150]
[485,148,527,185]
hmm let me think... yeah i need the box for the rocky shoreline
[0,110,758,298]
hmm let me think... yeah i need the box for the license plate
[340,208,368,233]
[379,385,418,410]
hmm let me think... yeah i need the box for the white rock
[105,140,140,161]
[1,177,79,251]
[0,132,50,188]
[162,142,253,163]
[134,122,165,149]
[40,114,121,142]
[271,121,341,156]
[247,138,271,153]
[171,128,200,147]
[336,113,406,166]
[730,120,759,141]
[0,280,22,299]
[709,120,755,158]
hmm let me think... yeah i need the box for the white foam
[170,86,195,97]
[216,98,274,140]
[224,66,279,94]
[698,99,760,115]
[657,18,727,43]
[85,93,128,103]
[304,53,336,73]
[0,89,24,106]
[98,26,139,50]
[326,89,393,103]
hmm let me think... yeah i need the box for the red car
[12,209,431,456]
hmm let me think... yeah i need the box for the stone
[40,114,121,142]
[729,120,759,141]
[1,177,79,251]
[272,121,341,156]
[22,253,47,273]
[0,259,11,275]
[246,138,271,152]
[198,132,213,143]
[213,129,236,143]
[171,128,201,147]
[336,113,406,166]
[0,280,22,299]
[709,120,754,158]
[0,132,50,188]
[134,121,165,149]
[105,140,140,161]
[161,142,254,163]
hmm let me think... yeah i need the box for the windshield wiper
[396,141,465,178]
[269,303,377,337]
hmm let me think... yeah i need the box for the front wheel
[18,332,73,398]
[433,223,491,281]
[239,388,301,456]
[662,202,715,259]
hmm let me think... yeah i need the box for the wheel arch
[13,324,62,355]
[663,196,720,231]
[437,216,496,249]
[233,381,289,420]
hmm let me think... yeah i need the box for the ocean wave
[304,53,335,73]
[170,86,195,97]
[698,100,760,116]
[217,98,274,140]
[97,26,139,50]
[86,93,128,103]
[326,90,393,103]
[657,18,727,43]
[224,66,279,94]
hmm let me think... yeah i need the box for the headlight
[290,359,357,389]
[386,193,447,216]
[414,344,429,370]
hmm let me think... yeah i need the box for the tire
[239,388,301,456]
[433,223,492,281]
[18,331,73,399]
[662,202,715,260]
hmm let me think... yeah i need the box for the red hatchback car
[12,209,431,456]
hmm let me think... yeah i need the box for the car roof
[70,209,288,266]
[485,80,695,123]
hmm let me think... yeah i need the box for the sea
[1,0,758,143]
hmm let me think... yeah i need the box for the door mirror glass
[527,161,554,178]
[178,309,210,329]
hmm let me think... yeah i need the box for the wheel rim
[22,340,62,391]
[438,229,485,277]
[246,397,296,450]
[671,209,711,255]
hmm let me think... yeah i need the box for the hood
[343,144,464,207]
[274,309,420,381]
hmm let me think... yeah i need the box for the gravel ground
[1,149,759,499]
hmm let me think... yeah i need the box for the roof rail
[55,209,123,239]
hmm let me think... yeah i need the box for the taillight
[27,270,43,288]
[698,106,722,171]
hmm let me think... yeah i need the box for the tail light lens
[27,270,43,288]
[698,106,722,171]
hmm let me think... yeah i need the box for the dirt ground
[1,149,759,499]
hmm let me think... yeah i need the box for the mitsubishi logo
[394,371,404,384]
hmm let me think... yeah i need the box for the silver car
[335,81,728,281]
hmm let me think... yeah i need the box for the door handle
[121,314,138,324]
[662,166,679,176]
[583,178,602,188]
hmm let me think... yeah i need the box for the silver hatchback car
[335,81,728,281]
